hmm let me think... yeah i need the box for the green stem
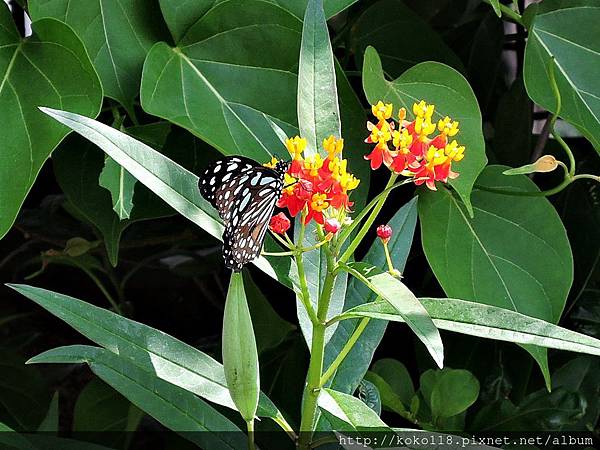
[339,173,398,263]
[246,419,255,450]
[321,317,370,386]
[296,212,319,326]
[298,244,337,449]
[483,0,524,25]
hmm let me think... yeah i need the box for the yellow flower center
[311,193,329,212]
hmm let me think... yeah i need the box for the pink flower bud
[376,224,392,243]
[324,218,341,234]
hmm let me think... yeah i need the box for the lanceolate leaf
[332,297,600,357]
[524,5,600,153]
[341,262,444,368]
[419,166,574,387]
[0,9,102,240]
[28,345,247,450]
[222,272,260,422]
[362,46,486,214]
[41,107,296,285]
[295,0,345,349]
[29,0,169,114]
[8,284,288,425]
[317,388,389,431]
[298,0,340,154]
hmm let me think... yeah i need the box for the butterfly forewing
[199,156,256,208]
[198,157,289,271]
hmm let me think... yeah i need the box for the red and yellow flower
[364,100,466,190]
[275,135,360,225]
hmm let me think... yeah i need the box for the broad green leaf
[29,0,169,114]
[350,0,463,78]
[364,371,408,417]
[53,135,173,266]
[0,10,102,240]
[341,262,444,368]
[243,272,295,354]
[222,272,260,422]
[371,358,414,408]
[99,156,136,220]
[317,388,389,431]
[29,345,247,449]
[298,0,340,153]
[524,5,600,152]
[322,198,418,397]
[362,46,486,214]
[37,392,59,432]
[158,0,358,42]
[8,284,288,425]
[42,107,296,285]
[428,368,480,419]
[334,297,600,357]
[419,165,574,387]
[141,0,301,161]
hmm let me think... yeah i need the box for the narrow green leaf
[7,284,286,423]
[364,371,409,416]
[222,272,260,422]
[0,422,35,450]
[317,388,389,431]
[362,46,486,214]
[295,0,345,348]
[298,0,341,153]
[334,297,600,356]
[419,165,574,387]
[0,10,103,240]
[28,345,247,450]
[524,5,600,152]
[99,156,136,220]
[341,262,444,368]
[40,107,296,286]
[488,0,502,17]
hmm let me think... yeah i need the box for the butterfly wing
[199,156,257,208]
[219,168,285,271]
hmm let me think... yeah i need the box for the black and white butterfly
[199,156,291,272]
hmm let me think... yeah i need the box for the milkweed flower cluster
[365,100,466,190]
[271,135,360,225]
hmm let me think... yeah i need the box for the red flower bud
[269,212,291,235]
[376,224,392,243]
[324,218,341,234]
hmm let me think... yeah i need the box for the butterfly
[199,156,291,271]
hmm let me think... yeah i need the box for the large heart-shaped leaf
[158,0,359,42]
[0,9,102,240]
[362,46,486,214]
[29,345,247,449]
[524,5,600,153]
[350,0,463,78]
[418,166,574,387]
[29,0,169,114]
